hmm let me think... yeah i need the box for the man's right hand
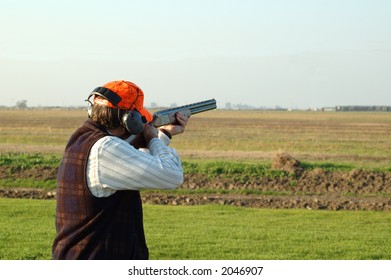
[130,124,158,149]
[142,123,159,144]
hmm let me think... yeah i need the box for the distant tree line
[335,106,391,112]
[3,100,391,112]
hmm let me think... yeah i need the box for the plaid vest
[52,119,148,260]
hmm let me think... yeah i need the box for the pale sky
[1,0,390,109]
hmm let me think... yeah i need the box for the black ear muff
[122,110,147,135]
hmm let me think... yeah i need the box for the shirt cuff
[158,130,171,146]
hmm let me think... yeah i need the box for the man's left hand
[159,112,189,136]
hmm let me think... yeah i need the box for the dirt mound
[271,153,303,174]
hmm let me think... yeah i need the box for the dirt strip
[1,188,390,211]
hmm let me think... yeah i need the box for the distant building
[322,107,336,112]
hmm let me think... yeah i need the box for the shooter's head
[87,80,152,133]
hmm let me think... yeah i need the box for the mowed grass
[1,198,390,260]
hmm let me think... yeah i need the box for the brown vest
[52,119,148,259]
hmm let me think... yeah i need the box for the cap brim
[138,107,153,123]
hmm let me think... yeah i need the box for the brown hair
[90,102,125,130]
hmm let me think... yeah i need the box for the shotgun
[151,99,217,127]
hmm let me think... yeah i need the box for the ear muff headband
[89,87,122,107]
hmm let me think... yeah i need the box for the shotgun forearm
[151,98,217,127]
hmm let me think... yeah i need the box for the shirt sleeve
[87,135,183,196]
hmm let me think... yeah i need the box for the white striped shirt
[86,132,183,197]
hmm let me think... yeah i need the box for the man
[52,80,188,260]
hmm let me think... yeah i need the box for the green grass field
[1,198,390,260]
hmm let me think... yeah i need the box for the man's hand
[130,124,158,149]
[159,112,189,136]
[131,112,189,149]
[143,123,159,143]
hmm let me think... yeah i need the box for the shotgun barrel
[151,98,217,127]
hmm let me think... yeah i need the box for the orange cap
[93,80,153,122]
